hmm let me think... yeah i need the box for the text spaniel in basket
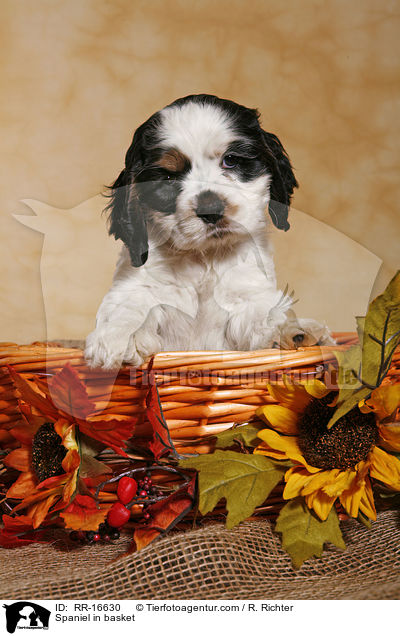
[85,94,333,369]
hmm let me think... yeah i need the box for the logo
[3,603,50,634]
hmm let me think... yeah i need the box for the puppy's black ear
[261,130,298,231]
[106,124,151,267]
[108,173,148,267]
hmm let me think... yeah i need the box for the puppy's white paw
[84,328,144,370]
[276,316,336,350]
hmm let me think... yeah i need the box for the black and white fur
[85,94,333,369]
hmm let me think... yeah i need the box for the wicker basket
[1,337,400,600]
[1,334,399,456]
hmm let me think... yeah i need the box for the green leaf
[357,511,372,529]
[328,345,370,428]
[361,271,400,387]
[336,345,363,392]
[328,273,400,428]
[79,433,106,457]
[79,455,112,479]
[327,386,371,429]
[179,450,287,529]
[215,422,265,449]
[77,433,113,479]
[275,499,346,569]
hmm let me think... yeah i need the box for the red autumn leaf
[48,364,95,420]
[1,514,37,533]
[8,364,135,456]
[79,418,136,457]
[81,474,113,488]
[0,531,50,548]
[0,514,52,548]
[16,364,94,422]
[144,363,177,460]
[60,494,110,531]
[7,420,42,445]
[0,429,16,448]
[133,476,196,551]
[18,402,46,429]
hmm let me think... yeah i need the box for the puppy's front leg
[225,292,290,351]
[277,310,335,349]
[85,286,161,369]
[225,300,334,351]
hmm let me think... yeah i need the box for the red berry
[93,533,101,542]
[117,476,138,505]
[139,490,147,498]
[107,502,131,528]
[143,512,150,520]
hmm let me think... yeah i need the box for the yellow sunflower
[254,377,400,522]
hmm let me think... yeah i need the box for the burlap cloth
[1,511,398,600]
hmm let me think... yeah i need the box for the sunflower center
[298,393,379,470]
[31,422,67,482]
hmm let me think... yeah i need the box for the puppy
[85,94,333,369]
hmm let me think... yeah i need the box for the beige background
[1,0,399,342]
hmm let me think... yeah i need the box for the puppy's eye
[222,154,238,169]
[164,172,176,181]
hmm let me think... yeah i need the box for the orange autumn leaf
[12,484,66,513]
[134,528,160,549]
[54,419,79,453]
[60,494,110,531]
[29,493,60,529]
[3,447,31,472]
[11,444,80,515]
[7,366,59,421]
[7,471,37,499]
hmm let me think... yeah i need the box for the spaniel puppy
[85,94,333,369]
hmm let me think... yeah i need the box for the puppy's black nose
[195,190,225,224]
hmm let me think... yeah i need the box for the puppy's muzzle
[195,190,225,225]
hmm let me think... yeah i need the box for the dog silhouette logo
[3,602,50,633]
